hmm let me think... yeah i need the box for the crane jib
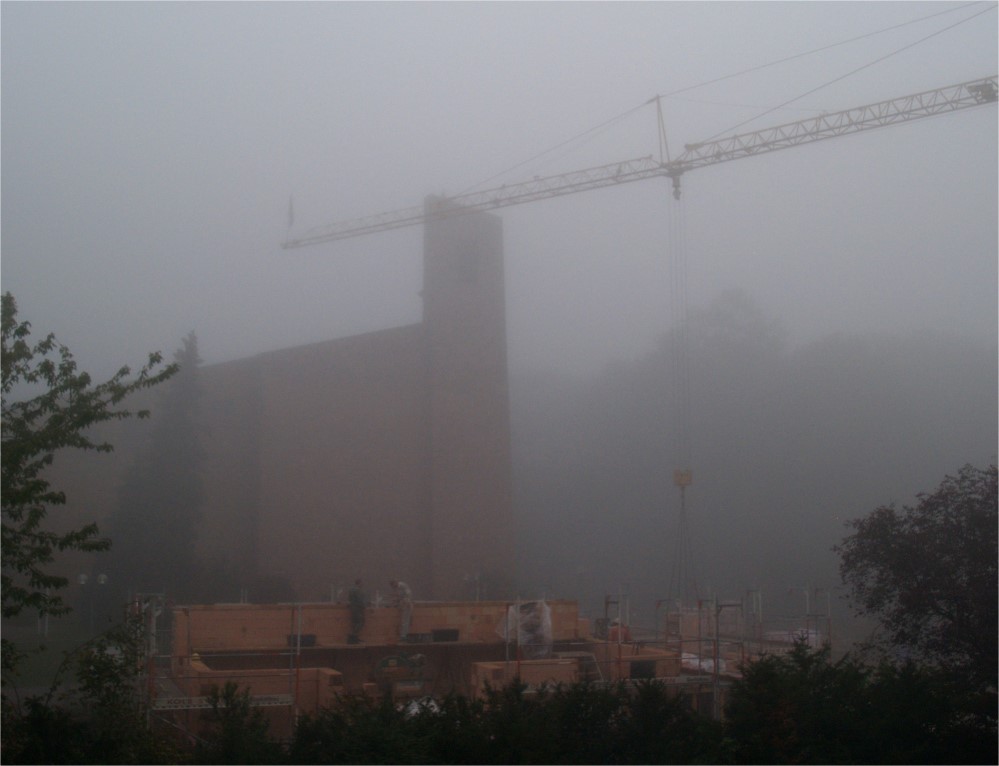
[282,75,997,250]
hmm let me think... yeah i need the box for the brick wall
[172,600,582,655]
[220,326,435,600]
[590,642,682,682]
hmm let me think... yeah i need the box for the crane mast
[283,75,996,249]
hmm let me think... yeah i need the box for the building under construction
[143,594,823,741]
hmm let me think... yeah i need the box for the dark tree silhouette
[104,332,204,601]
[837,464,998,690]
[726,642,997,764]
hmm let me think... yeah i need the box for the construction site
[43,73,993,743]
[5,3,997,763]
[140,591,830,741]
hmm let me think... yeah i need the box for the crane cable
[662,1,988,102]
[701,2,997,143]
[459,1,988,197]
[456,102,648,196]
[666,177,697,607]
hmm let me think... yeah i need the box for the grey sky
[2,1,996,379]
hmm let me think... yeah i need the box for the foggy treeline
[510,289,997,627]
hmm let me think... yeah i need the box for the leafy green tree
[194,682,285,764]
[725,642,996,764]
[2,611,182,764]
[293,691,433,764]
[104,331,204,600]
[69,612,150,748]
[0,694,92,765]
[410,693,487,764]
[1,292,175,674]
[726,643,871,764]
[836,464,998,689]
[292,681,729,765]
[615,680,729,765]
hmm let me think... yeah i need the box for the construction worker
[348,579,367,644]
[389,580,412,641]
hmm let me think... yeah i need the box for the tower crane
[283,75,996,249]
[283,74,996,607]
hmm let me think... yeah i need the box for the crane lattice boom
[283,75,997,249]
[676,76,998,169]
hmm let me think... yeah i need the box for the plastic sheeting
[681,652,726,674]
[496,600,553,659]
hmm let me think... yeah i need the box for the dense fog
[3,3,996,633]
[511,290,997,630]
[3,3,995,377]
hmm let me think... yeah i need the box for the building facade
[54,201,514,603]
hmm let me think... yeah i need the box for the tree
[104,331,204,600]
[725,642,996,764]
[2,611,183,763]
[290,681,730,765]
[194,682,284,764]
[1,292,176,673]
[836,464,998,689]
